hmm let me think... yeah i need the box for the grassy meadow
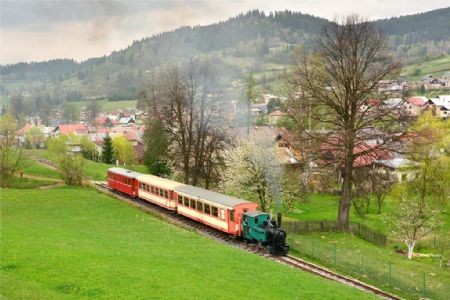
[403,55,450,81]
[69,99,138,113]
[288,233,450,300]
[29,149,147,181]
[1,187,377,299]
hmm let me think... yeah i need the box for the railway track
[94,181,402,300]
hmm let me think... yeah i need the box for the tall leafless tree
[287,15,406,230]
[139,59,229,186]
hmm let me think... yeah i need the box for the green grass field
[288,233,450,300]
[20,156,60,180]
[30,149,147,181]
[69,99,138,113]
[403,56,450,81]
[1,187,377,299]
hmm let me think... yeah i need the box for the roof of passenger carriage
[108,167,143,179]
[174,185,253,209]
[137,174,186,190]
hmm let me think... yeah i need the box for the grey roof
[174,185,253,209]
[244,211,268,218]
[374,158,416,169]
[108,167,143,179]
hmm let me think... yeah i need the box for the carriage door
[131,178,136,196]
[228,210,236,235]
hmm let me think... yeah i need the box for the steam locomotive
[107,167,289,255]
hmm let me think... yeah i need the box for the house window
[212,206,218,217]
[178,195,183,204]
[204,204,211,214]
[190,199,196,209]
[184,197,189,206]
[197,201,203,212]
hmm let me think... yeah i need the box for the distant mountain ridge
[1,7,449,102]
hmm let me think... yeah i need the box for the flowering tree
[385,195,440,260]
[221,136,282,212]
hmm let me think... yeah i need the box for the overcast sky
[1,0,449,64]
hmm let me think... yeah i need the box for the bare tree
[287,15,405,230]
[139,59,229,186]
[86,99,101,126]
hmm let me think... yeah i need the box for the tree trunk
[337,154,353,230]
[406,240,416,260]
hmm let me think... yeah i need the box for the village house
[423,75,447,90]
[52,124,89,137]
[268,110,287,125]
[373,157,418,182]
[405,96,427,116]
[425,95,450,119]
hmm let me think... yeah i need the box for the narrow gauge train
[107,167,289,255]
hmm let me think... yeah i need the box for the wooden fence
[283,220,387,247]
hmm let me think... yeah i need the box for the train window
[178,195,182,204]
[197,201,203,212]
[170,191,174,200]
[230,211,235,222]
[204,204,211,214]
[159,189,164,197]
[184,197,189,206]
[139,183,142,189]
[164,190,168,199]
[147,185,150,192]
[255,217,259,224]
[190,199,196,209]
[212,206,218,217]
[220,209,225,220]
[155,187,159,195]
[151,186,154,193]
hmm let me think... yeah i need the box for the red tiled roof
[408,97,426,106]
[17,123,33,135]
[269,110,287,117]
[367,99,381,106]
[56,124,88,135]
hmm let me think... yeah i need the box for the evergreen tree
[102,135,114,164]
[143,119,171,177]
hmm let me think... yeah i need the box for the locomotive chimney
[277,212,282,228]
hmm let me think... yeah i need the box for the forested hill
[1,8,449,103]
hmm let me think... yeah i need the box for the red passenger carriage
[107,167,142,197]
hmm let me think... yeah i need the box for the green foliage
[101,135,114,164]
[143,119,171,177]
[0,112,22,187]
[79,135,99,161]
[112,135,136,166]
[25,127,45,149]
[1,187,376,299]
[48,135,84,185]
[267,98,286,113]
[288,233,450,300]
[62,102,80,122]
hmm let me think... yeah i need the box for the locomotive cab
[242,211,289,256]
[242,211,270,242]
